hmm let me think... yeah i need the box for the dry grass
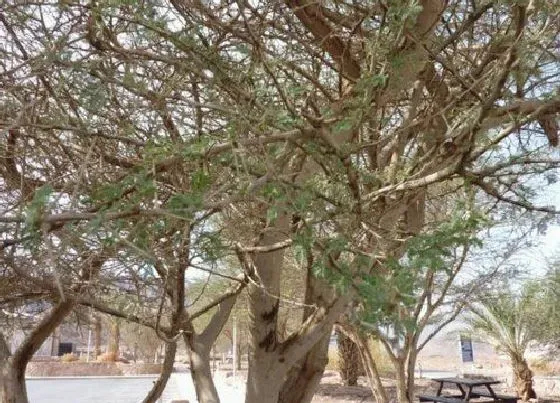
[530,359,560,376]
[60,353,79,363]
[96,352,118,362]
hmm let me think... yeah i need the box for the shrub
[60,353,79,363]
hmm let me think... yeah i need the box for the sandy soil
[311,371,560,402]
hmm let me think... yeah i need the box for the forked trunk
[278,331,331,403]
[511,353,536,401]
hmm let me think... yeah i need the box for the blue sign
[460,336,474,362]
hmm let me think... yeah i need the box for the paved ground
[23,370,457,403]
[26,372,245,403]
[25,371,560,402]
[27,374,188,403]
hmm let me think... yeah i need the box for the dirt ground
[310,371,560,403]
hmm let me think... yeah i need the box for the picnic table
[418,377,519,403]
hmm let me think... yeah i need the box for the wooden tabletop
[431,377,501,387]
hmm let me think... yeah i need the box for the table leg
[465,386,473,401]
[436,382,444,396]
[456,383,465,398]
[485,384,497,399]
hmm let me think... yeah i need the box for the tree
[93,315,102,359]
[1,301,74,403]
[528,266,560,349]
[336,327,361,386]
[106,318,121,360]
[340,185,539,403]
[468,289,539,401]
[337,198,484,402]
[0,249,108,402]
[2,1,560,403]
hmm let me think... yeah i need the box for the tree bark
[93,315,102,358]
[406,348,418,402]
[182,283,241,403]
[395,360,410,403]
[185,339,220,403]
[336,327,360,386]
[107,320,120,360]
[236,341,242,371]
[142,341,177,403]
[510,353,536,401]
[278,331,331,403]
[278,265,335,403]
[337,325,389,403]
[245,364,283,403]
[244,214,290,403]
[1,332,27,403]
[1,300,74,403]
[0,363,27,403]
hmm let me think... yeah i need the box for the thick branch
[141,341,177,403]
[12,300,74,373]
[198,288,240,347]
[189,277,246,320]
[285,0,361,80]
[280,293,351,370]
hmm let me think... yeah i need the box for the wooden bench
[470,390,518,403]
[417,394,465,403]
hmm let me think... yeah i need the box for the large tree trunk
[1,301,74,403]
[142,341,177,403]
[1,333,27,403]
[244,215,290,403]
[510,353,536,401]
[278,331,331,403]
[185,339,220,403]
[277,251,336,403]
[336,327,360,386]
[245,364,283,403]
[0,363,27,403]
[107,320,120,360]
[93,315,102,358]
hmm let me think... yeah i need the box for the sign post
[232,316,237,378]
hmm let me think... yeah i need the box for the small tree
[529,267,560,350]
[468,290,538,401]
